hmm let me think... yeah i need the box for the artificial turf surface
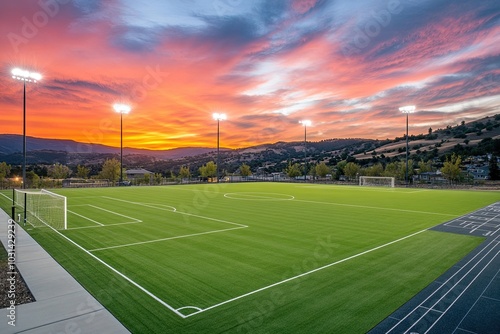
[0,183,498,333]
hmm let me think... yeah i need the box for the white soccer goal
[359,176,395,188]
[14,189,67,230]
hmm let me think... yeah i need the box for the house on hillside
[125,168,153,180]
[413,171,446,184]
[466,165,489,180]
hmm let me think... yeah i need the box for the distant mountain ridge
[0,134,215,159]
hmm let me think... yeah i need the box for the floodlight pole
[213,113,226,183]
[405,112,409,186]
[304,124,307,181]
[114,104,131,185]
[399,106,416,187]
[216,118,220,183]
[22,80,26,189]
[300,120,311,181]
[11,68,41,189]
[120,112,123,183]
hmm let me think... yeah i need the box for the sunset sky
[1,0,499,150]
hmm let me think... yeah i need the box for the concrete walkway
[0,209,130,334]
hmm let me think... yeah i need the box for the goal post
[359,176,395,188]
[14,189,67,230]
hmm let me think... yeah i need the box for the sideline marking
[181,229,427,318]
[0,192,12,201]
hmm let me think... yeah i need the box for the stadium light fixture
[399,105,416,187]
[213,113,227,183]
[11,68,42,189]
[114,104,132,185]
[299,120,312,181]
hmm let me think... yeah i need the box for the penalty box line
[88,196,248,251]
[180,229,427,318]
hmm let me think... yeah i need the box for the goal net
[14,189,67,230]
[359,176,395,188]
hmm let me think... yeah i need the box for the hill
[0,114,499,175]
[353,114,500,161]
[0,135,215,162]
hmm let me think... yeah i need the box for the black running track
[369,202,500,334]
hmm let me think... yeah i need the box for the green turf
[1,183,498,333]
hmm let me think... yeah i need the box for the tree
[179,166,191,179]
[315,162,330,178]
[441,153,462,184]
[199,161,217,178]
[240,163,252,177]
[99,158,121,184]
[399,159,414,182]
[48,163,71,179]
[383,162,399,178]
[344,162,360,181]
[76,165,90,179]
[285,162,302,178]
[153,173,163,185]
[26,171,41,188]
[363,163,384,176]
[489,155,500,180]
[334,160,347,180]
[417,160,433,174]
[0,162,11,188]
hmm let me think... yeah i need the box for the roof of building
[125,168,153,174]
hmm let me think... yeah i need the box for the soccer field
[1,183,498,333]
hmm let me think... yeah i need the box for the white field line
[182,229,427,318]
[103,196,247,228]
[292,198,457,217]
[68,209,104,226]
[84,196,248,251]
[0,192,12,201]
[102,196,177,212]
[66,221,142,230]
[88,204,142,222]
[67,204,142,229]
[48,226,187,318]
[89,226,246,252]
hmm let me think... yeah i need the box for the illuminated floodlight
[11,67,41,190]
[399,105,416,114]
[11,68,42,82]
[213,113,227,121]
[299,120,312,127]
[113,104,131,184]
[114,103,131,114]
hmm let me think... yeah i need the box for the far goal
[359,176,395,188]
[14,189,67,230]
